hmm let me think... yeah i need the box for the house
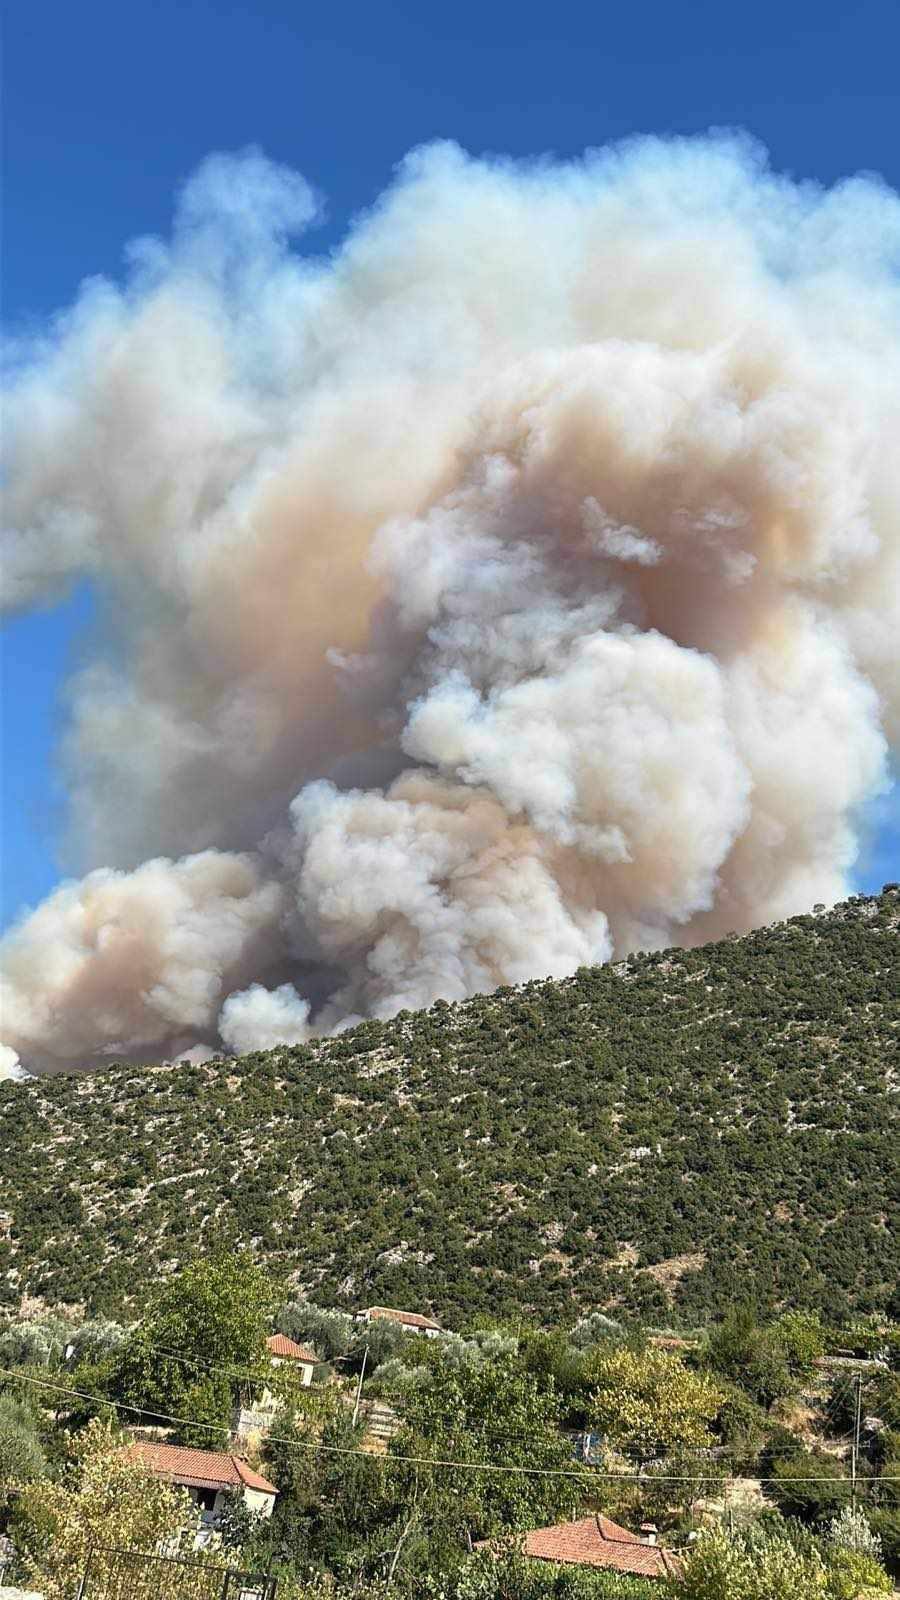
[266,1332,317,1383]
[477,1513,682,1581]
[233,1333,319,1439]
[355,1306,442,1337]
[128,1442,276,1545]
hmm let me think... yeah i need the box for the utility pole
[352,1343,369,1427]
[851,1371,863,1511]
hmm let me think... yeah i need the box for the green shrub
[670,1522,828,1600]
[0,1395,47,1485]
[451,1549,655,1599]
[867,1511,900,1577]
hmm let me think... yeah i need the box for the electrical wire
[51,1337,882,1460]
[95,1339,794,1456]
[4,1369,896,1490]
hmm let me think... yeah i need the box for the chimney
[640,1522,658,1546]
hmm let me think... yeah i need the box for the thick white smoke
[0,1045,24,1081]
[2,134,899,1071]
[219,983,311,1054]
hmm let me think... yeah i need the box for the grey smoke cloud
[2,134,898,1071]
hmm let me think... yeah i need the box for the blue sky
[3,0,898,928]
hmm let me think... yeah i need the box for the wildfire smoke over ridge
[2,135,899,1072]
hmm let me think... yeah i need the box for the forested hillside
[1,889,897,1325]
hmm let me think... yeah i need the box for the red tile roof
[266,1333,318,1363]
[127,1441,276,1496]
[596,1514,643,1544]
[478,1515,681,1580]
[361,1306,442,1331]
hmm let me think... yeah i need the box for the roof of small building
[361,1306,442,1331]
[266,1333,318,1363]
[128,1441,276,1496]
[477,1514,681,1580]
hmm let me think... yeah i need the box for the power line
[810,1377,859,1452]
[851,1371,864,1512]
[95,1339,809,1459]
[122,1339,316,1398]
[29,1325,887,1463]
[818,1373,859,1424]
[4,1370,897,1490]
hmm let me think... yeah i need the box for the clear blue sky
[3,0,899,928]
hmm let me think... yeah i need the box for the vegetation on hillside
[1,889,897,1325]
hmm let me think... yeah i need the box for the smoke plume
[2,134,899,1071]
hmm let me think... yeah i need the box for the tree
[827,1508,884,1564]
[569,1313,626,1350]
[260,1350,593,1591]
[64,1318,127,1367]
[765,1449,851,1524]
[519,1330,593,1424]
[669,1522,830,1600]
[702,1307,795,1409]
[111,1252,278,1444]
[387,1350,584,1579]
[261,1397,388,1575]
[0,1395,46,1485]
[867,1510,900,1579]
[451,1546,656,1597]
[824,1509,891,1598]
[772,1312,825,1380]
[714,1383,769,1456]
[586,1346,723,1459]
[216,1486,273,1553]
[277,1301,354,1363]
[10,1418,196,1598]
[0,1320,67,1372]
[344,1318,410,1374]
[260,1359,583,1589]
[823,1548,891,1599]
[871,1372,900,1430]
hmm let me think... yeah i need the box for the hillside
[1,889,897,1327]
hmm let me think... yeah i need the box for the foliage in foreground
[1,1254,898,1598]
[670,1518,891,1600]
[0,1394,47,1485]
[9,1418,196,1597]
[109,1251,278,1445]
[249,1352,584,1590]
[588,1345,724,1458]
[448,1548,656,1598]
